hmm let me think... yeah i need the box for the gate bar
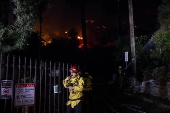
[34,60,37,113]
[17,56,21,113]
[29,58,32,83]
[0,53,2,97]
[58,62,60,113]
[49,61,52,113]
[54,63,56,113]
[11,55,15,113]
[6,54,9,80]
[62,63,65,113]
[66,63,69,101]
[23,56,29,113]
[44,61,47,113]
[4,54,9,113]
[39,61,42,113]
[0,53,1,112]
[24,57,26,84]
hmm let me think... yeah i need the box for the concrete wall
[139,80,170,100]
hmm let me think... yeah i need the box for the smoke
[35,0,82,41]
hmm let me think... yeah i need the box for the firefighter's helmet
[71,66,78,69]
[70,66,79,73]
[85,72,90,75]
[118,66,122,69]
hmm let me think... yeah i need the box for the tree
[62,0,94,71]
[157,0,170,28]
[67,28,79,49]
[151,0,170,66]
[114,35,130,68]
[0,0,10,26]
[0,0,49,53]
[150,0,170,81]
[135,35,155,82]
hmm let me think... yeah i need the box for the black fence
[0,53,78,113]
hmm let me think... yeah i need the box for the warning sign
[3,88,10,94]
[14,84,36,107]
[1,80,12,99]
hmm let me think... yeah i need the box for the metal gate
[0,53,78,113]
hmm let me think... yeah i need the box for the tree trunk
[80,2,88,71]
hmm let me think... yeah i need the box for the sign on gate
[14,84,36,107]
[53,85,61,93]
[1,80,12,99]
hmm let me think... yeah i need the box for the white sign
[1,80,12,99]
[125,52,128,62]
[15,84,36,107]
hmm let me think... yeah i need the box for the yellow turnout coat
[84,75,93,91]
[63,75,84,108]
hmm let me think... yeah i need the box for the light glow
[77,36,83,39]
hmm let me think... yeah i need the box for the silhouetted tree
[63,0,97,70]
[0,0,10,26]
[0,0,49,53]
[151,0,170,76]
[67,28,79,49]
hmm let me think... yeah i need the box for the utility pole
[128,0,136,86]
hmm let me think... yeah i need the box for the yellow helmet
[85,72,90,75]
[118,66,122,68]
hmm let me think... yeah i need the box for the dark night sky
[35,0,162,42]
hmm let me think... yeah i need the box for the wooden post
[128,0,136,86]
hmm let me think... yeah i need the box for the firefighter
[118,66,124,89]
[83,72,93,98]
[63,66,85,113]
[83,72,93,113]
[118,66,123,75]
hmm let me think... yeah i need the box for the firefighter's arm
[73,77,84,92]
[89,75,93,79]
[63,76,71,88]
[63,80,68,88]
